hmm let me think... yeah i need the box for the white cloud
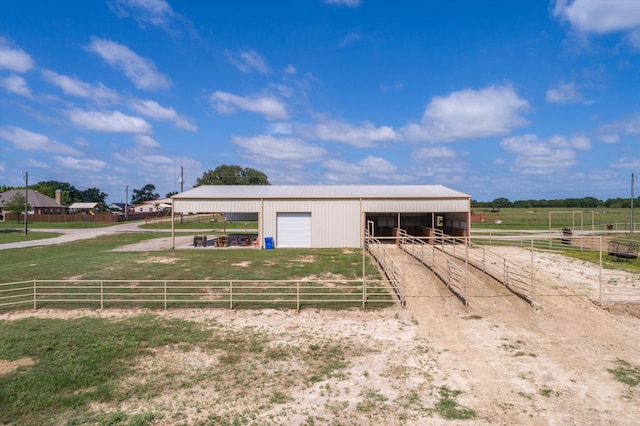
[86,37,170,90]
[129,99,197,131]
[0,74,31,97]
[324,0,361,7]
[611,157,640,169]
[0,37,34,72]
[232,134,327,163]
[596,114,640,143]
[546,82,586,104]
[338,32,365,48]
[310,118,400,148]
[283,65,297,75]
[211,91,288,120]
[54,156,108,171]
[225,49,270,74]
[134,134,160,148]
[323,156,398,183]
[41,69,119,102]
[412,146,458,161]
[553,0,640,34]
[403,85,530,142]
[110,0,175,27]
[500,133,591,175]
[69,109,153,134]
[0,126,81,155]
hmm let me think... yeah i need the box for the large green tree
[4,192,30,223]
[31,181,82,204]
[131,184,159,205]
[195,164,270,186]
[80,187,108,205]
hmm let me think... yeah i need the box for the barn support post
[100,281,104,310]
[297,281,300,311]
[164,281,167,310]
[33,279,37,310]
[229,281,233,309]
[171,202,175,249]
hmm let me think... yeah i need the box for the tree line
[0,164,270,210]
[473,196,640,209]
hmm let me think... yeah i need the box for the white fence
[395,231,468,306]
[365,232,405,307]
[0,279,394,311]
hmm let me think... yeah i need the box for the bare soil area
[2,244,639,425]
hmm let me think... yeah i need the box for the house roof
[172,185,471,200]
[68,202,99,209]
[0,189,65,208]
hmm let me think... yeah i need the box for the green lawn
[0,221,119,230]
[0,230,62,244]
[472,207,639,230]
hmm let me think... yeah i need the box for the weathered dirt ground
[2,243,639,425]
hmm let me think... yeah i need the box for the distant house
[132,198,172,213]
[68,202,100,214]
[0,189,66,215]
[108,202,126,212]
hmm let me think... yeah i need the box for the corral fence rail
[0,279,394,311]
[472,232,640,304]
[364,230,405,307]
[394,229,468,306]
[431,229,534,305]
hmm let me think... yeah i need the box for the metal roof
[0,189,65,208]
[68,202,99,209]
[173,185,470,200]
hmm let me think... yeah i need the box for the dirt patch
[0,358,34,376]
[136,256,179,264]
[2,246,639,424]
[231,261,251,267]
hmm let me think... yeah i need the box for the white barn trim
[171,185,471,248]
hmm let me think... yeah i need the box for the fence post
[164,281,167,310]
[229,281,233,309]
[598,236,603,305]
[297,281,300,311]
[530,239,535,306]
[33,279,37,310]
[362,277,366,309]
[101,281,104,310]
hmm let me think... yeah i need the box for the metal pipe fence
[364,232,405,307]
[0,279,395,311]
[395,230,468,306]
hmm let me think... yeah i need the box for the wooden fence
[0,279,395,311]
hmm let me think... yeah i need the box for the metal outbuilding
[171,185,471,248]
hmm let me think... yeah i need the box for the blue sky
[0,0,639,204]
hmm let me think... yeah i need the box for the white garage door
[277,212,311,247]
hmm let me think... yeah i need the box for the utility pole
[22,171,28,235]
[180,166,184,193]
[632,173,637,234]
[125,185,129,221]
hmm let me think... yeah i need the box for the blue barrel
[264,237,274,250]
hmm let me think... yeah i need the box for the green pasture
[0,221,119,230]
[0,229,62,244]
[0,232,391,310]
[472,207,639,230]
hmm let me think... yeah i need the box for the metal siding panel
[263,200,361,248]
[174,200,260,213]
[362,199,468,212]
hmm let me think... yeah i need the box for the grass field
[472,207,639,230]
[0,229,62,244]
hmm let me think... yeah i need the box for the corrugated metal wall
[173,196,470,248]
[174,199,261,213]
[263,199,361,248]
[362,199,468,213]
